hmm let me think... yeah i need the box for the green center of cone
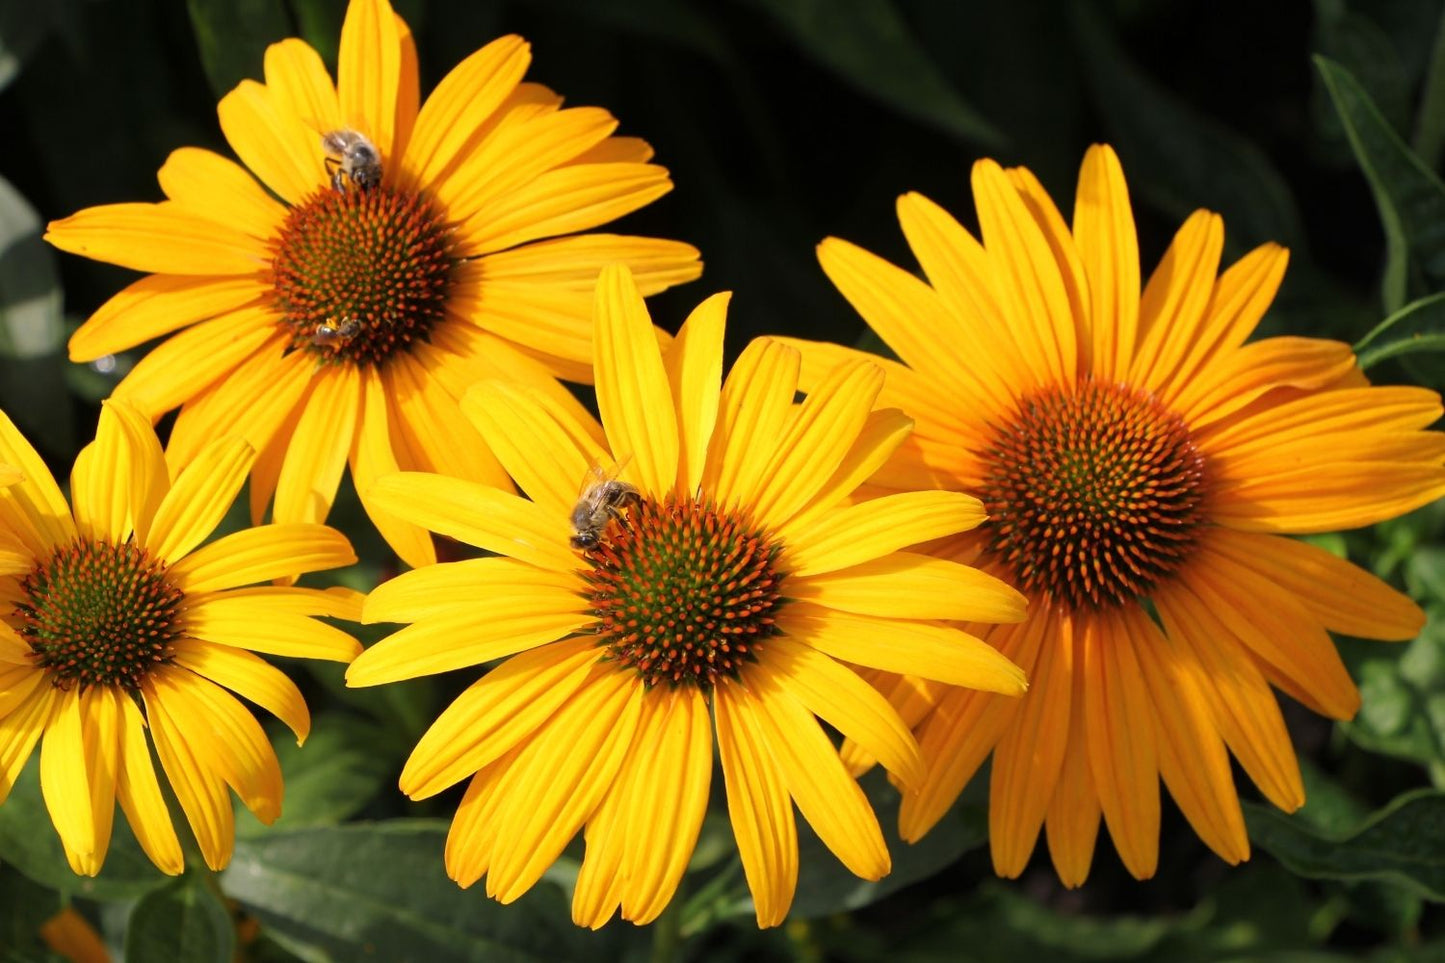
[269,185,455,367]
[17,538,184,691]
[581,497,785,690]
[980,377,1209,610]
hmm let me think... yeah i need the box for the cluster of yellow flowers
[2,0,1442,932]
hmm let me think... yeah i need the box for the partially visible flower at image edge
[345,265,1030,928]
[0,401,361,875]
[43,0,700,569]
[782,144,1445,885]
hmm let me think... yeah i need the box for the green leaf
[1354,292,1445,376]
[0,758,170,902]
[1071,0,1305,253]
[0,172,73,451]
[788,767,986,918]
[0,865,65,961]
[186,0,291,98]
[1415,7,1445,170]
[236,714,393,836]
[223,821,630,962]
[819,863,1324,962]
[740,0,1003,146]
[1337,609,1445,781]
[1315,55,1445,314]
[1245,789,1445,901]
[125,874,235,963]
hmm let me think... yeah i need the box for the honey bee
[312,318,360,349]
[320,129,382,192]
[570,460,640,550]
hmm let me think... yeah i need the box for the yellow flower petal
[263,37,341,133]
[787,408,921,527]
[1154,243,1288,411]
[971,158,1077,392]
[392,13,419,154]
[704,338,800,511]
[792,551,1026,623]
[615,687,712,925]
[1154,580,1305,811]
[0,685,56,803]
[69,274,266,363]
[164,341,308,472]
[1071,144,1139,381]
[364,554,583,624]
[157,147,286,240]
[437,105,620,225]
[181,599,362,663]
[478,234,701,294]
[449,279,595,368]
[818,229,1012,413]
[593,265,679,498]
[427,322,607,447]
[144,435,254,565]
[71,404,135,545]
[444,752,518,889]
[746,668,889,882]
[143,677,236,871]
[1179,336,1359,431]
[486,670,642,904]
[456,162,673,256]
[383,357,510,490]
[1187,542,1361,719]
[345,605,590,686]
[764,635,922,789]
[714,678,797,929]
[191,585,363,621]
[365,471,579,573]
[0,409,75,555]
[750,359,883,531]
[40,688,101,876]
[660,292,726,497]
[152,667,282,823]
[463,381,603,519]
[1131,606,1248,866]
[46,201,269,275]
[989,611,1074,878]
[171,638,311,745]
[401,35,530,188]
[352,367,436,569]
[338,0,403,161]
[275,364,360,526]
[1209,529,1423,640]
[1044,697,1100,888]
[114,693,184,874]
[1081,611,1159,880]
[169,523,356,593]
[780,490,986,576]
[397,638,600,799]
[780,601,1026,694]
[111,311,279,420]
[1130,209,1224,393]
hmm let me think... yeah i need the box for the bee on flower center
[321,129,382,192]
[311,317,361,350]
[570,462,640,550]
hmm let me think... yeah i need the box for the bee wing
[576,453,634,497]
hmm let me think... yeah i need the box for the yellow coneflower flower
[783,144,1445,886]
[0,401,360,876]
[345,265,1028,928]
[44,0,700,569]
